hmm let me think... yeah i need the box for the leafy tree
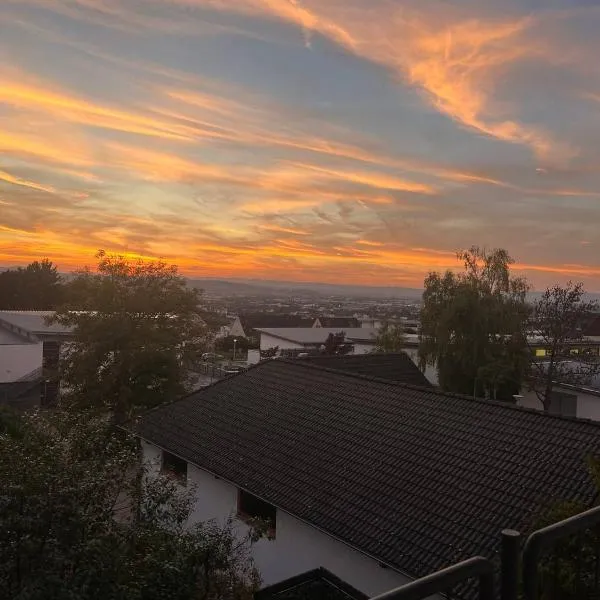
[50,251,208,421]
[0,407,260,600]
[528,281,600,412]
[419,246,530,400]
[259,346,279,360]
[373,323,406,353]
[322,332,353,355]
[531,457,600,599]
[0,259,63,309]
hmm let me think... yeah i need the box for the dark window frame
[237,489,276,537]
[161,450,188,484]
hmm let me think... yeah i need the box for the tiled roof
[134,360,600,587]
[255,568,367,600]
[316,317,360,328]
[256,327,376,345]
[296,353,432,388]
[240,315,313,333]
[0,311,72,336]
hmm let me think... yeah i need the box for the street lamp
[233,338,237,362]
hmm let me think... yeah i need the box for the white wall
[0,342,43,382]
[229,318,246,339]
[247,349,261,365]
[518,387,600,421]
[352,343,376,355]
[141,441,412,596]
[404,347,438,385]
[260,333,303,352]
[577,392,600,420]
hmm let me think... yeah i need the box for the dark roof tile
[316,317,360,328]
[134,360,600,587]
[254,568,367,600]
[296,353,432,387]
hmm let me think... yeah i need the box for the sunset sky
[1,0,600,289]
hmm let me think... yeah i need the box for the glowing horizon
[1,1,600,291]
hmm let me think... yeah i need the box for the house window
[548,392,577,418]
[237,490,276,536]
[162,451,187,483]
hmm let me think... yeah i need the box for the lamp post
[233,338,237,362]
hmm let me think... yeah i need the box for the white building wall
[247,349,261,365]
[404,347,438,386]
[351,343,376,355]
[518,388,600,421]
[229,318,246,339]
[141,441,411,597]
[576,393,600,420]
[260,333,303,352]
[0,342,43,382]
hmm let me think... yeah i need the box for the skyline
[1,1,600,290]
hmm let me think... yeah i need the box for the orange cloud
[259,225,310,236]
[0,72,196,141]
[287,162,435,194]
[0,169,56,194]
[185,1,571,162]
[356,239,384,247]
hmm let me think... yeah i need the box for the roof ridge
[277,359,600,428]
[129,360,272,421]
[297,351,411,359]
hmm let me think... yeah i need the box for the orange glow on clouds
[1,0,600,290]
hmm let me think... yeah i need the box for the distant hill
[189,277,600,303]
[188,278,424,300]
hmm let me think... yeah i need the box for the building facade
[142,441,411,596]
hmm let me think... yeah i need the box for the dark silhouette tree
[323,332,353,355]
[50,251,208,421]
[0,406,260,600]
[419,246,530,400]
[374,323,406,353]
[0,259,63,309]
[528,281,600,411]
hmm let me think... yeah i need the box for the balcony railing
[366,505,600,600]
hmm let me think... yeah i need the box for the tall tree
[373,322,406,353]
[419,246,530,400]
[0,406,259,600]
[51,251,208,421]
[528,281,600,412]
[0,259,63,309]
[322,331,353,355]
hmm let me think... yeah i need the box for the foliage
[0,259,64,310]
[374,323,406,353]
[419,246,530,400]
[528,281,600,412]
[50,251,209,421]
[531,458,600,599]
[259,346,279,359]
[197,310,230,333]
[0,407,260,600]
[322,332,353,355]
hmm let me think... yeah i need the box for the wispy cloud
[1,0,600,289]
[185,0,577,162]
[0,169,56,194]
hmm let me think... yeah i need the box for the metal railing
[521,504,600,600]
[369,557,495,600]
[366,505,600,600]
